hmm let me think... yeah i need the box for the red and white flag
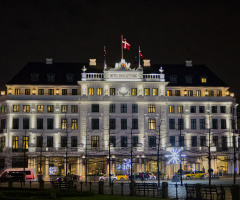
[139,48,144,59]
[122,37,131,50]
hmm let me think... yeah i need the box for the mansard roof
[7,62,228,87]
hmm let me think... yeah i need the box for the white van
[0,168,36,181]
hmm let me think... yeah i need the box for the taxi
[182,171,207,179]
[116,174,128,180]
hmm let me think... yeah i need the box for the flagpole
[104,46,106,69]
[121,35,123,60]
[139,46,140,68]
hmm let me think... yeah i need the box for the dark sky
[0,1,240,101]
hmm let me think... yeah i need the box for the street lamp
[207,109,212,187]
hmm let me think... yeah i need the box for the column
[76,157,80,175]
[112,158,116,174]
[45,157,49,181]
[141,158,145,172]
[138,158,142,172]
[33,157,37,171]
[28,157,31,168]
[79,158,83,177]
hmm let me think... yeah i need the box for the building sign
[109,74,138,79]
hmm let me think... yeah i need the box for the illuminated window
[71,105,78,113]
[15,89,20,95]
[61,105,68,113]
[153,88,158,96]
[188,90,193,96]
[47,105,54,113]
[131,88,137,96]
[144,88,150,96]
[25,89,30,95]
[91,136,99,147]
[148,119,156,130]
[178,106,183,113]
[37,105,43,113]
[209,90,214,96]
[169,106,174,113]
[1,136,5,148]
[23,136,29,149]
[110,88,115,95]
[61,119,67,130]
[88,88,94,95]
[13,105,19,112]
[166,90,172,96]
[97,88,103,95]
[148,105,155,113]
[23,105,30,113]
[175,90,180,96]
[201,77,207,83]
[196,90,201,97]
[217,90,222,97]
[1,106,7,113]
[71,119,78,130]
[12,136,19,149]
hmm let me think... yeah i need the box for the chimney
[143,59,151,67]
[185,60,192,67]
[46,58,53,64]
[89,59,96,66]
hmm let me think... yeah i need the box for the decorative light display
[165,148,186,164]
[49,167,57,175]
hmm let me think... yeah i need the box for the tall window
[148,136,156,147]
[220,106,226,113]
[91,136,99,147]
[61,136,67,147]
[88,88,94,95]
[92,119,99,129]
[121,104,127,113]
[175,90,180,96]
[131,88,137,96]
[178,119,184,130]
[23,136,29,149]
[48,89,54,95]
[38,89,44,95]
[47,74,55,82]
[72,89,78,95]
[201,77,207,83]
[196,90,201,97]
[110,88,115,95]
[170,136,175,147]
[71,119,78,130]
[190,106,196,113]
[170,76,177,83]
[71,136,77,147]
[121,136,127,147]
[199,106,205,113]
[92,104,99,112]
[191,119,197,130]
[222,136,227,150]
[97,88,102,95]
[152,88,158,96]
[109,104,115,113]
[169,119,175,130]
[110,119,116,129]
[132,104,138,113]
[209,90,214,96]
[200,136,206,147]
[61,119,67,130]
[47,118,53,129]
[1,119,6,130]
[178,106,183,113]
[132,119,138,129]
[23,118,29,129]
[121,119,127,129]
[188,90,193,96]
[110,136,116,147]
[148,119,156,130]
[61,105,68,113]
[1,106,7,113]
[191,136,197,147]
[37,105,44,112]
[47,105,54,112]
[169,106,174,113]
[179,136,184,147]
[62,89,67,95]
[13,118,19,129]
[217,90,222,97]
[71,105,78,113]
[15,89,20,95]
[1,136,5,148]
[212,106,217,113]
[221,119,226,129]
[132,136,138,147]
[37,118,43,129]
[144,88,150,96]
[47,136,53,147]
[200,119,205,129]
[148,105,155,113]
[66,73,74,82]
[13,105,19,112]
[166,90,172,96]
[12,136,19,150]
[23,105,30,113]
[213,136,218,147]
[25,89,30,95]
[185,76,192,83]
[212,119,218,129]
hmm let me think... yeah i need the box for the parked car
[55,174,82,182]
[148,172,156,180]
[0,171,25,182]
[129,172,149,181]
[0,168,36,181]
[116,174,128,180]
[99,174,117,181]
[183,171,206,179]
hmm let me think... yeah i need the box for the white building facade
[0,58,238,180]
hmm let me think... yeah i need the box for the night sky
[0,1,240,101]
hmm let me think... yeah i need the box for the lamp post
[108,116,111,186]
[130,128,133,182]
[157,124,161,187]
[179,115,183,186]
[23,129,27,185]
[207,110,212,187]
[85,118,88,184]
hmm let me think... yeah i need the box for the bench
[135,182,161,196]
[53,181,70,190]
[202,185,225,200]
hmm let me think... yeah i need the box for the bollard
[111,182,114,195]
[130,181,136,196]
[195,184,202,200]
[39,180,44,189]
[80,181,83,191]
[98,181,104,194]
[29,180,31,189]
[121,182,124,196]
[231,184,240,200]
[162,182,168,198]
[153,182,155,197]
[143,182,146,196]
[89,180,92,191]
[175,183,178,199]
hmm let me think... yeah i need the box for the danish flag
[122,37,131,50]
[139,49,144,59]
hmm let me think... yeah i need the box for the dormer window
[47,73,55,82]
[201,76,207,83]
[66,73,74,83]
[185,76,192,83]
[169,75,177,83]
[31,73,39,82]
